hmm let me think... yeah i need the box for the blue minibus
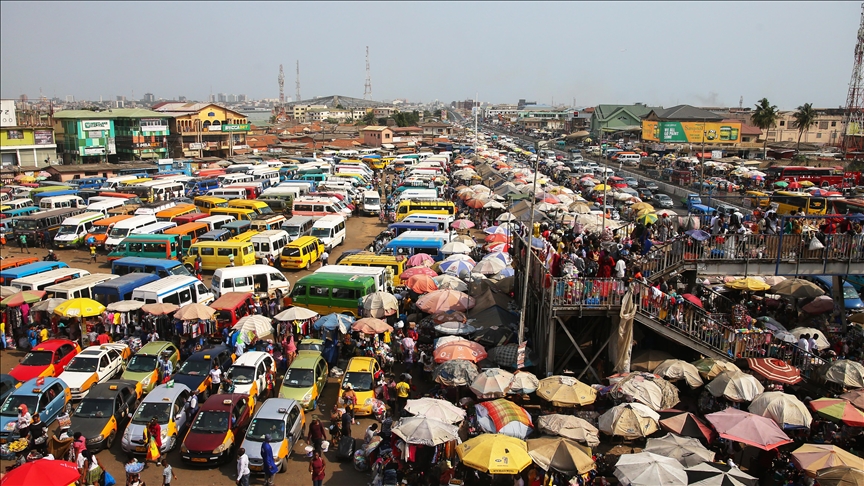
[71,177,107,190]
[1,207,40,218]
[32,189,79,204]
[0,261,69,285]
[185,178,221,198]
[378,232,450,261]
[387,222,441,237]
[92,273,160,304]
[110,257,192,278]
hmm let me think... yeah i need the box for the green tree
[751,98,779,160]
[433,109,442,118]
[361,111,375,125]
[423,110,431,117]
[377,117,388,126]
[792,103,818,154]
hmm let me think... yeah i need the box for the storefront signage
[207,125,223,132]
[135,142,161,148]
[642,121,741,144]
[87,131,104,139]
[189,142,204,150]
[0,100,17,127]
[81,120,111,131]
[222,124,250,132]
[83,147,105,155]
[34,130,53,145]
[140,119,168,133]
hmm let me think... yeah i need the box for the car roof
[17,377,66,395]
[136,341,174,355]
[143,383,190,402]
[232,351,269,366]
[188,345,231,361]
[290,354,323,368]
[77,343,128,357]
[87,380,137,400]
[299,338,324,345]
[30,339,75,352]
[346,357,376,371]
[254,398,299,419]
[200,393,248,412]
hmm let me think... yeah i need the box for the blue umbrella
[531,237,546,249]
[483,252,511,265]
[314,313,354,331]
[848,213,864,222]
[484,225,512,235]
[498,267,515,278]
[440,260,475,277]
[686,229,711,241]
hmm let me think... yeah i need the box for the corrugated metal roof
[53,108,167,119]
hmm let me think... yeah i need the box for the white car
[58,343,130,400]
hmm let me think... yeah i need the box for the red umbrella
[659,410,716,443]
[407,253,435,268]
[746,358,802,385]
[433,341,488,363]
[406,275,439,294]
[1,458,81,486]
[351,318,393,335]
[787,182,801,189]
[465,198,488,209]
[809,398,864,427]
[400,267,438,280]
[1,290,47,308]
[485,233,510,244]
[681,293,703,308]
[705,408,792,450]
[451,219,475,230]
[803,295,834,314]
[543,196,560,204]
[486,242,511,252]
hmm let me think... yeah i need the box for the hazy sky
[0,1,858,110]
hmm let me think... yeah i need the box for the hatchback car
[226,351,276,401]
[241,398,305,474]
[73,380,140,451]
[180,393,253,465]
[636,188,653,201]
[654,194,675,208]
[296,338,324,355]
[9,339,81,382]
[639,180,659,191]
[59,344,130,400]
[624,177,639,188]
[171,346,236,398]
[0,377,71,444]
[121,341,180,395]
[122,383,192,455]
[339,357,380,416]
[278,353,328,410]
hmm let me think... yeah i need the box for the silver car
[241,398,305,475]
[655,194,675,208]
[121,383,192,455]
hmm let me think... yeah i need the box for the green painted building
[589,103,661,140]
[53,108,170,164]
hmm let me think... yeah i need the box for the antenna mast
[295,61,301,103]
[364,46,372,100]
[276,64,286,122]
[842,2,864,155]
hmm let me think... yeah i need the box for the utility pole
[277,64,285,122]
[473,93,478,154]
[295,61,301,103]
[364,46,372,100]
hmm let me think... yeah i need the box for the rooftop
[53,108,167,120]
[285,95,392,109]
[651,104,724,121]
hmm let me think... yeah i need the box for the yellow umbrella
[725,277,771,292]
[593,184,610,192]
[456,434,533,474]
[527,437,595,475]
[537,375,597,407]
[53,298,106,318]
[792,444,864,477]
[631,202,655,213]
[637,212,659,225]
[798,180,816,187]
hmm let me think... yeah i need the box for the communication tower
[364,46,372,100]
[295,61,301,103]
[842,3,864,154]
[276,64,286,122]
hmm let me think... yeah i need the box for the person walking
[309,450,326,486]
[209,364,222,397]
[395,375,411,418]
[307,418,327,453]
[19,233,29,254]
[162,458,177,486]
[261,434,279,486]
[321,249,329,266]
[90,243,97,263]
[236,447,250,486]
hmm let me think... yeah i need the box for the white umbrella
[509,371,540,394]
[473,258,507,276]
[705,371,765,402]
[433,275,469,291]
[273,306,319,321]
[496,212,517,222]
[537,414,600,447]
[392,416,459,446]
[470,368,514,399]
[362,291,399,318]
[404,397,466,424]
[483,200,506,210]
[685,462,758,486]
[653,359,704,388]
[106,300,146,312]
[614,452,687,486]
[441,241,472,255]
[748,391,812,429]
[233,315,273,337]
[31,298,68,314]
[435,336,469,348]
[644,433,716,467]
[434,321,476,335]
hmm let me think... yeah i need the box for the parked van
[0,261,68,286]
[184,178,220,198]
[337,253,407,287]
[206,188,247,201]
[92,273,160,304]
[194,196,229,214]
[86,198,128,217]
[210,292,254,331]
[14,207,87,244]
[257,198,291,215]
[211,265,291,300]
[46,273,119,300]
[395,200,456,222]
[314,265,392,293]
[133,201,177,216]
[394,189,439,203]
[198,215,235,232]
[165,222,210,244]
[131,221,177,236]
[361,190,381,216]
[101,176,139,191]
[53,212,104,248]
[131,275,215,305]
[400,213,450,231]
[210,207,255,221]
[280,236,325,270]
[250,230,289,263]
[155,204,199,222]
[172,213,209,226]
[287,273,377,317]
[281,216,316,242]
[182,240,256,271]
[11,268,91,291]
[107,234,191,262]
[379,233,449,261]
[310,214,346,249]
[227,352,276,400]
[249,214,287,232]
[39,195,86,210]
[4,198,34,210]
[197,229,231,243]
[291,198,343,218]
[228,199,273,216]
[248,168,280,188]
[260,186,299,203]
[223,220,252,238]
[110,257,191,278]
[217,173,253,186]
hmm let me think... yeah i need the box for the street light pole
[700,118,706,198]
[517,140,546,354]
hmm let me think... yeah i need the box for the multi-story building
[0,99,57,167]
[152,102,249,158]
[766,109,843,147]
[53,108,170,164]
[143,93,155,103]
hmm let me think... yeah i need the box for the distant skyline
[0,1,858,110]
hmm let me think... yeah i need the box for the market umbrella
[475,399,534,439]
[803,295,835,314]
[0,286,17,298]
[631,349,675,372]
[496,212,517,222]
[484,200,506,210]
[351,317,393,335]
[174,302,217,321]
[645,433,715,467]
[630,202,654,212]
[818,359,864,388]
[456,434,532,475]
[313,313,353,333]
[431,311,467,324]
[452,235,477,248]
[686,229,711,241]
[106,300,145,312]
[392,416,459,446]
[233,315,273,337]
[441,241,473,255]
[442,254,477,264]
[362,291,399,318]
[433,275,468,292]
[469,368,513,398]
[0,458,82,486]
[725,277,771,291]
[680,293,704,308]
[30,298,66,314]
[465,197,489,209]
[809,398,864,427]
[527,436,595,475]
[653,359,704,388]
[54,298,106,318]
[684,462,758,486]
[789,327,832,350]
[839,389,864,410]
[473,258,506,276]
[141,302,179,316]
[417,289,475,313]
[273,306,319,321]
[407,253,436,268]
[748,391,813,429]
[451,219,475,230]
[537,414,600,447]
[611,372,680,411]
[637,213,658,225]
[1,290,46,308]
[406,275,439,294]
[484,233,510,244]
[704,408,792,450]
[792,444,864,477]
[487,343,534,368]
[659,411,716,443]
[614,451,687,486]
[404,397,466,423]
[745,358,802,385]
[433,359,478,387]
[757,316,787,332]
[769,279,825,299]
[435,336,468,348]
[692,358,741,380]
[599,403,660,439]
[399,266,438,280]
[815,466,864,486]
[434,341,487,364]
[439,259,475,278]
[705,371,764,402]
[509,370,540,395]
[434,321,476,335]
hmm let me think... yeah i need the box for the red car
[180,393,253,465]
[10,339,81,382]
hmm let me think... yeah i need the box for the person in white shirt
[236,447,250,486]
[614,258,626,279]
[364,423,378,445]
[797,334,811,353]
[808,334,819,354]
[209,366,222,396]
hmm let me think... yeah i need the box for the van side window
[332,287,356,299]
[310,286,329,297]
[163,292,181,305]
[201,247,215,256]
[217,248,233,257]
[178,288,192,304]
[197,284,208,297]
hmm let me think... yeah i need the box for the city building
[420,122,452,136]
[641,105,741,149]
[217,93,227,103]
[152,102,250,158]
[361,126,393,147]
[0,99,57,167]
[143,93,155,103]
[590,103,660,139]
[53,108,170,163]
[766,108,843,146]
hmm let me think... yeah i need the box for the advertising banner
[83,147,105,155]
[647,121,741,144]
[188,142,204,150]
[81,120,110,131]
[34,130,54,145]
[221,124,250,132]
[0,100,17,127]
[140,120,168,133]
[642,120,659,141]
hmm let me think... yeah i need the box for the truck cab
[682,194,717,215]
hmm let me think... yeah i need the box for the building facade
[766,109,843,147]
[361,126,393,147]
[591,103,659,139]
[0,99,57,167]
[152,102,250,158]
[53,108,170,164]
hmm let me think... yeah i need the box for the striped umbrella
[746,358,803,385]
[809,398,864,427]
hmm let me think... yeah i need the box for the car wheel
[106,431,116,449]
[279,457,287,473]
[305,261,311,271]
[166,435,176,452]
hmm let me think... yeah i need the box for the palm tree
[751,98,778,159]
[792,103,818,154]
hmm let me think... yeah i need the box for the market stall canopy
[610,372,680,411]
[792,444,864,477]
[174,302,217,321]
[434,341,487,364]
[748,391,813,429]
[659,411,716,443]
[725,277,771,291]
[815,466,864,486]
[684,462,758,486]
[692,358,740,380]
[273,306,319,321]
[106,300,145,313]
[769,279,825,299]
[818,360,864,389]
[404,397,466,424]
[705,408,792,450]
[809,398,864,427]
[469,368,514,399]
[614,451,687,486]
[527,436,595,475]
[537,375,597,407]
[141,302,179,316]
[644,433,715,467]
[705,370,765,402]
[433,275,468,292]
[417,289,475,313]
[1,290,46,308]
[433,359,478,387]
[232,315,273,337]
[313,313,353,333]
[509,370,540,395]
[54,298,106,318]
[789,328,832,350]
[30,298,66,314]
[405,275,439,294]
[475,398,534,439]
[537,414,600,447]
[391,416,459,446]
[631,349,675,372]
[362,291,399,318]
[351,317,393,335]
[652,359,704,388]
[0,458,82,486]
[486,343,534,369]
[599,403,660,440]
[839,389,864,410]
[456,434,532,475]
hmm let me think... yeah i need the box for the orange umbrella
[465,197,488,209]
[141,302,179,315]
[351,318,393,335]
[417,289,476,313]
[406,275,439,294]
[485,233,510,244]
[433,341,488,363]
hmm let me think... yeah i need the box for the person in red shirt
[406,323,418,341]
[96,331,112,345]
[309,451,326,486]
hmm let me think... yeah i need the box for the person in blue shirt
[27,325,38,350]
[261,434,279,485]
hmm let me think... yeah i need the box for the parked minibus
[11,268,91,291]
[210,292,254,331]
[184,178,220,197]
[287,273,377,316]
[379,233,450,261]
[39,195,86,210]
[182,240,256,271]
[107,234,190,262]
[250,230,289,263]
[248,214,287,232]
[0,261,68,286]
[130,221,177,236]
[206,188,247,201]
[101,176,140,190]
[281,216,316,242]
[228,199,273,215]
[291,198,343,218]
[314,265,392,293]
[91,273,160,305]
[13,208,86,244]
[84,214,133,249]
[86,198,129,217]
[387,222,440,236]
[211,265,291,300]
[45,273,119,300]
[394,200,456,222]
[155,204,199,222]
[53,212,104,248]
[164,222,209,244]
[210,207,255,221]
[193,196,229,214]
[103,215,159,250]
[110,257,191,278]
[310,214,346,249]
[131,275,215,306]
[222,220,251,238]
[280,236,325,270]
[198,215,235,232]
[337,253,406,287]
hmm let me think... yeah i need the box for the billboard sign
[0,100,16,127]
[81,120,111,131]
[83,147,105,155]
[34,130,54,145]
[643,121,741,144]
[140,119,168,133]
[221,124,250,132]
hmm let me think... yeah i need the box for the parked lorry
[682,194,716,215]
